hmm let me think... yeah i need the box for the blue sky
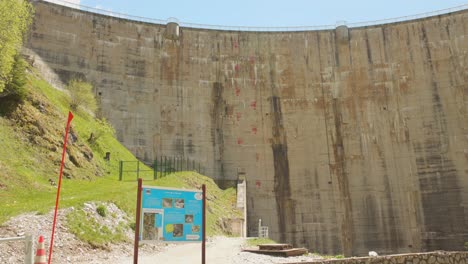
[61,0,467,27]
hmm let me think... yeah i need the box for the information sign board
[140,186,203,243]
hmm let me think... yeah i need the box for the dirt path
[117,237,244,264]
[115,237,326,264]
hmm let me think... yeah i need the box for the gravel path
[0,207,325,263]
[118,237,325,264]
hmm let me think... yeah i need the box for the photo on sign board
[185,214,194,223]
[162,198,173,208]
[175,199,185,208]
[173,224,183,237]
[192,225,200,233]
[142,212,159,240]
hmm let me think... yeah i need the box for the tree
[67,80,98,113]
[2,54,28,102]
[0,0,33,93]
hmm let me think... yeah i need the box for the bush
[2,55,28,102]
[96,205,106,217]
[67,80,97,113]
[0,0,33,92]
[88,118,115,144]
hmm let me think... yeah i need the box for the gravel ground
[0,204,164,264]
[0,207,325,263]
[117,237,325,264]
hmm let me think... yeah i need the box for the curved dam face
[26,1,468,256]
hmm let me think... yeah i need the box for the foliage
[67,207,127,248]
[312,253,345,259]
[0,70,241,246]
[67,80,97,113]
[96,205,107,217]
[88,118,115,144]
[0,0,33,92]
[245,238,277,247]
[1,55,28,102]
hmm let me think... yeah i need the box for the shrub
[2,55,28,102]
[0,0,33,92]
[88,118,115,144]
[67,80,97,113]
[96,205,106,217]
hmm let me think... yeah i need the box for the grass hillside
[0,64,241,245]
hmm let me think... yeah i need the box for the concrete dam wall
[26,1,468,256]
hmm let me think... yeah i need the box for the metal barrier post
[160,156,163,178]
[136,161,140,179]
[172,157,176,173]
[25,234,33,264]
[0,235,34,264]
[119,161,123,181]
[153,160,157,180]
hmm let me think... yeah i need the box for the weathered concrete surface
[25,1,468,256]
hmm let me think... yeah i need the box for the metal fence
[0,235,34,264]
[118,157,206,181]
[40,0,467,32]
[257,219,269,238]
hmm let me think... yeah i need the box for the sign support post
[134,178,143,264]
[202,184,206,264]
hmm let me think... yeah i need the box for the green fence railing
[118,156,206,181]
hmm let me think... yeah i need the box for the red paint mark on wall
[233,41,238,49]
[235,87,240,96]
[234,64,240,72]
[237,138,244,145]
[252,127,257,134]
[250,100,257,110]
[236,112,241,122]
[255,180,261,188]
[249,56,255,64]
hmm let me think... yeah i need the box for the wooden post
[133,178,143,264]
[202,184,206,264]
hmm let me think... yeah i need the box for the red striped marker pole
[48,111,74,264]
[34,235,46,264]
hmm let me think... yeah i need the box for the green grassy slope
[0,67,241,242]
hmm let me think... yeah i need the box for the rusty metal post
[133,178,143,264]
[202,184,206,264]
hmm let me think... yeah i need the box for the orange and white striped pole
[34,235,46,264]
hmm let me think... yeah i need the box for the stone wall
[25,1,468,256]
[288,251,468,264]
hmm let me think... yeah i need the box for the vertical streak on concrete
[317,34,341,254]
[331,98,354,256]
[414,24,465,250]
[333,28,354,257]
[211,81,225,181]
[268,54,296,244]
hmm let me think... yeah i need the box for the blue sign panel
[140,186,203,243]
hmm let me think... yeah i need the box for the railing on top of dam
[40,0,468,31]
